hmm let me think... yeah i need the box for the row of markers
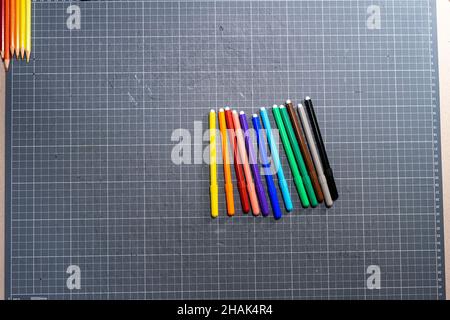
[209,98,339,220]
[1,0,32,70]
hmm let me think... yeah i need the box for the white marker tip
[224,107,230,111]
[260,107,266,111]
[305,96,311,100]
[210,109,215,113]
[219,108,224,113]
[252,114,258,118]
[273,105,279,109]
[239,111,245,115]
[286,99,292,104]
[232,110,238,114]
[280,105,286,109]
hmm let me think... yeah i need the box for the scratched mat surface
[5,0,445,299]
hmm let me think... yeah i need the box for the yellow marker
[15,0,20,58]
[209,110,219,218]
[25,0,31,62]
[20,0,26,59]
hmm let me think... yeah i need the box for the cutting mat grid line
[5,0,445,299]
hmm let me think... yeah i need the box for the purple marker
[239,111,270,216]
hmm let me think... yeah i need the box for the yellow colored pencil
[20,0,25,59]
[209,110,219,218]
[25,0,30,61]
[15,0,20,57]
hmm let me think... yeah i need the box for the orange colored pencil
[4,0,10,70]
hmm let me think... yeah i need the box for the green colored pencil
[280,106,318,207]
[272,106,310,208]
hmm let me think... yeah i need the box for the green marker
[272,106,310,208]
[280,106,318,207]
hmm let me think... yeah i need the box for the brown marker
[285,100,324,203]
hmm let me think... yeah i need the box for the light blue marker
[260,107,293,212]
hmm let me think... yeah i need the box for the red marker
[224,107,250,214]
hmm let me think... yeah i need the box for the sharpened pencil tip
[4,59,10,71]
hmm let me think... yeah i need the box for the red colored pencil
[224,107,251,214]
[4,0,10,69]
[9,0,13,56]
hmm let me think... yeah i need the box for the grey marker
[297,104,333,208]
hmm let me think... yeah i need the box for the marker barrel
[239,112,270,217]
[224,109,251,214]
[272,106,310,208]
[252,115,282,220]
[304,98,339,201]
[260,108,293,212]
[280,106,318,207]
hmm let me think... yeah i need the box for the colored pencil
[252,114,282,220]
[14,0,18,57]
[4,0,10,70]
[224,107,250,214]
[209,110,219,218]
[232,110,260,216]
[280,105,318,207]
[260,107,293,212]
[239,111,270,217]
[9,0,13,55]
[25,0,29,61]
[1,0,4,59]
[297,104,333,207]
[19,0,24,58]
[272,106,310,208]
[304,97,339,201]
[218,109,235,217]
[286,100,324,203]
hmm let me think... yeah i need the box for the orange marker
[218,109,235,216]
[232,110,260,216]
[4,0,10,70]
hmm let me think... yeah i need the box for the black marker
[304,97,338,201]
